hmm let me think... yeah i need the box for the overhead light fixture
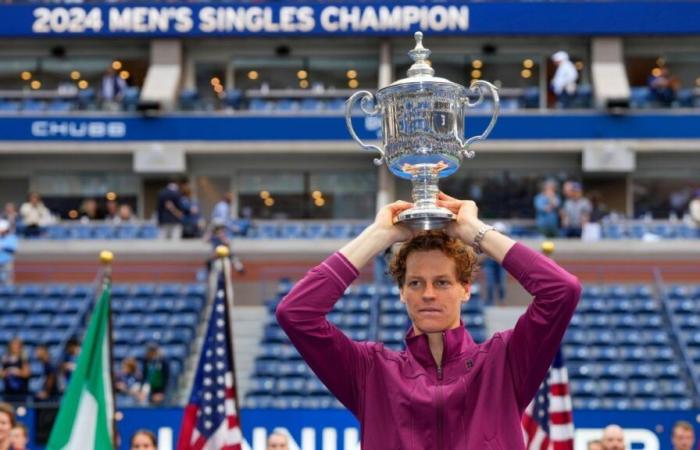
[346,69,357,79]
[348,79,359,88]
[297,70,308,80]
[30,80,41,90]
[21,71,31,81]
[78,80,89,89]
[248,70,259,80]
[112,60,122,70]
[472,60,483,69]
[521,69,532,79]
[522,59,534,69]
[119,70,130,80]
[70,71,81,80]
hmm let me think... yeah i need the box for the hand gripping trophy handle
[345,90,385,166]
[458,80,500,159]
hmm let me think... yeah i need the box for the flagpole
[216,244,243,428]
[99,250,117,450]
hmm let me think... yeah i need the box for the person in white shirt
[19,192,52,237]
[550,51,579,108]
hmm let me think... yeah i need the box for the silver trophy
[345,32,500,230]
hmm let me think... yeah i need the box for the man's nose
[422,284,436,299]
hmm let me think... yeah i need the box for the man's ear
[399,286,406,304]
[461,282,472,304]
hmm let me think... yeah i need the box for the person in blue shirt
[534,180,561,238]
[0,220,17,286]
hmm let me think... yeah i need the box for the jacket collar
[404,320,477,369]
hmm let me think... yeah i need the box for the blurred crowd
[0,336,170,407]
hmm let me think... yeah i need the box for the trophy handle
[458,80,500,159]
[345,90,385,166]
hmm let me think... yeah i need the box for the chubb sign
[30,120,127,139]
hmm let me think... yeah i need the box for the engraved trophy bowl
[345,31,500,230]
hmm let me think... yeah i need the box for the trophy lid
[382,31,462,90]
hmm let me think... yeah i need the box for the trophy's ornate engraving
[346,31,500,230]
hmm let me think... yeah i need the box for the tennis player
[276,192,580,449]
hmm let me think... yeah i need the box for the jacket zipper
[436,332,445,450]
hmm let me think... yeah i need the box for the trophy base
[396,206,455,231]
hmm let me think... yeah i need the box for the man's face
[267,434,289,450]
[672,427,695,450]
[602,427,625,450]
[9,428,27,449]
[400,250,470,335]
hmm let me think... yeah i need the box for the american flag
[177,261,243,450]
[521,350,574,450]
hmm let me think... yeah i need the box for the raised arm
[437,191,580,409]
[276,201,413,414]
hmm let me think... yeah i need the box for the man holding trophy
[276,33,580,449]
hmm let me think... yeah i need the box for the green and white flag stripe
[47,281,115,450]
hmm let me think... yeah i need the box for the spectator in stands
[276,193,580,449]
[587,440,603,450]
[129,429,157,450]
[671,420,695,450]
[9,423,28,450]
[550,51,578,108]
[1,204,18,234]
[561,182,592,238]
[266,430,289,450]
[19,192,52,238]
[601,424,626,450]
[534,179,561,238]
[180,182,203,239]
[59,337,80,391]
[648,66,679,107]
[113,204,136,225]
[79,198,103,222]
[689,189,700,228]
[34,345,58,402]
[105,199,119,222]
[116,357,142,404]
[208,223,245,274]
[100,67,127,110]
[0,338,30,402]
[0,220,17,286]
[141,344,169,405]
[0,403,16,450]
[212,192,235,224]
[156,181,185,239]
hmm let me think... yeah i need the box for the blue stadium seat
[148,298,175,313]
[248,377,276,395]
[132,284,156,298]
[27,314,52,329]
[162,329,194,345]
[276,377,306,395]
[19,284,44,298]
[263,327,288,343]
[245,395,275,408]
[156,284,182,298]
[281,223,304,239]
[0,314,25,328]
[7,300,31,314]
[0,100,19,112]
[273,395,304,409]
[630,87,651,108]
[300,99,324,112]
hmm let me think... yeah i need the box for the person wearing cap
[561,182,592,238]
[276,192,580,449]
[550,51,579,108]
[0,220,17,286]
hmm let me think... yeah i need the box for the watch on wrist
[472,224,496,255]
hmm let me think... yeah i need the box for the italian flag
[47,282,115,450]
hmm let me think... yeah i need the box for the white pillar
[376,39,394,212]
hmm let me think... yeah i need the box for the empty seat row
[565,329,669,346]
[565,344,675,362]
[570,379,688,398]
[112,297,203,314]
[573,397,693,411]
[576,298,658,313]
[581,284,653,300]
[569,313,662,329]
[569,362,682,380]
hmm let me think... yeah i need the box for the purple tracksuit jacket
[276,243,580,450]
